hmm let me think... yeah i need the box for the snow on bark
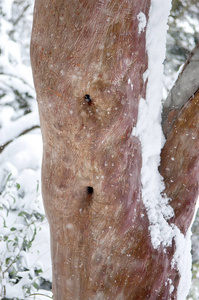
[137,12,147,34]
[133,0,173,248]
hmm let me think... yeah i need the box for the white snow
[128,78,134,91]
[0,111,40,145]
[172,226,192,299]
[137,12,147,34]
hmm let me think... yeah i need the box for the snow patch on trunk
[133,0,174,249]
[133,0,192,299]
[137,12,147,34]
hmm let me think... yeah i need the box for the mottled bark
[160,89,199,234]
[31,1,198,299]
[160,44,199,234]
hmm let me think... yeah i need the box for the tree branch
[0,126,40,154]
[162,43,199,137]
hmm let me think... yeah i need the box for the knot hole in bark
[87,186,93,195]
[80,186,94,211]
[84,94,92,104]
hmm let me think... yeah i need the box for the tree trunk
[30,1,198,299]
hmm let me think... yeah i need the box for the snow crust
[133,1,193,299]
[134,0,173,249]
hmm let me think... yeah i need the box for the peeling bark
[30,1,198,299]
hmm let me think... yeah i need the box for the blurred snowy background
[0,0,199,299]
[0,0,52,299]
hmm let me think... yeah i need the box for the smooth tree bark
[30,1,199,299]
[160,89,199,235]
[160,44,199,235]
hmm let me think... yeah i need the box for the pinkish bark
[29,0,198,299]
[160,90,199,235]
